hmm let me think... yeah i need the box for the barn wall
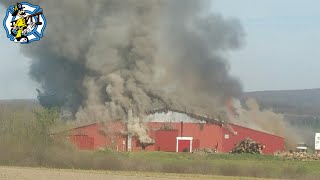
[193,139,200,150]
[63,120,284,154]
[155,130,179,152]
[69,122,127,151]
[145,122,223,151]
[221,124,285,154]
[69,135,94,150]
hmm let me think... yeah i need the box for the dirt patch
[0,166,253,180]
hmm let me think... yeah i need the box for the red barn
[60,108,285,154]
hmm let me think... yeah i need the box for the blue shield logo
[3,2,47,44]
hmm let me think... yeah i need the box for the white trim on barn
[176,137,193,152]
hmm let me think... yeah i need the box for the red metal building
[61,109,285,154]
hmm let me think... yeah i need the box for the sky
[212,0,320,91]
[0,1,320,99]
[0,7,38,99]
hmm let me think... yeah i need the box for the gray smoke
[1,0,244,141]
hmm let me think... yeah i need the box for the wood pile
[274,151,320,161]
[230,138,265,154]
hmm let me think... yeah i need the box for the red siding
[193,139,200,150]
[221,124,285,154]
[61,120,284,154]
[70,135,94,150]
[68,122,127,151]
[155,130,178,152]
[146,122,223,152]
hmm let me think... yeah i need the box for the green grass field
[1,146,320,179]
[106,151,320,179]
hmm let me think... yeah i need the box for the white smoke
[227,98,300,148]
[145,111,205,123]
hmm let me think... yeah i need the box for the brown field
[0,166,264,180]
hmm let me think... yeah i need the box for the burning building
[0,1,289,153]
[60,108,285,154]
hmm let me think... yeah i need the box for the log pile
[274,151,320,161]
[230,138,265,154]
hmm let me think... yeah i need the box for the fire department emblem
[3,2,46,44]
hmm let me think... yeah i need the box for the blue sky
[0,1,320,99]
[0,6,38,99]
[212,0,320,91]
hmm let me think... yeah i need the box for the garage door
[178,140,191,152]
[176,137,193,152]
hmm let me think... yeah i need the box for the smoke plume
[1,0,244,142]
[227,98,300,148]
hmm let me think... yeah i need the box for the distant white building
[315,133,320,151]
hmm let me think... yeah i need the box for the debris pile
[193,148,218,154]
[230,138,265,154]
[274,151,320,161]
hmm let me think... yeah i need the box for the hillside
[0,99,40,120]
[243,89,320,130]
[0,99,38,104]
[243,89,320,116]
[2,88,320,127]
[0,99,39,109]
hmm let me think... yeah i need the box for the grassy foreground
[116,151,320,179]
[2,151,319,179]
